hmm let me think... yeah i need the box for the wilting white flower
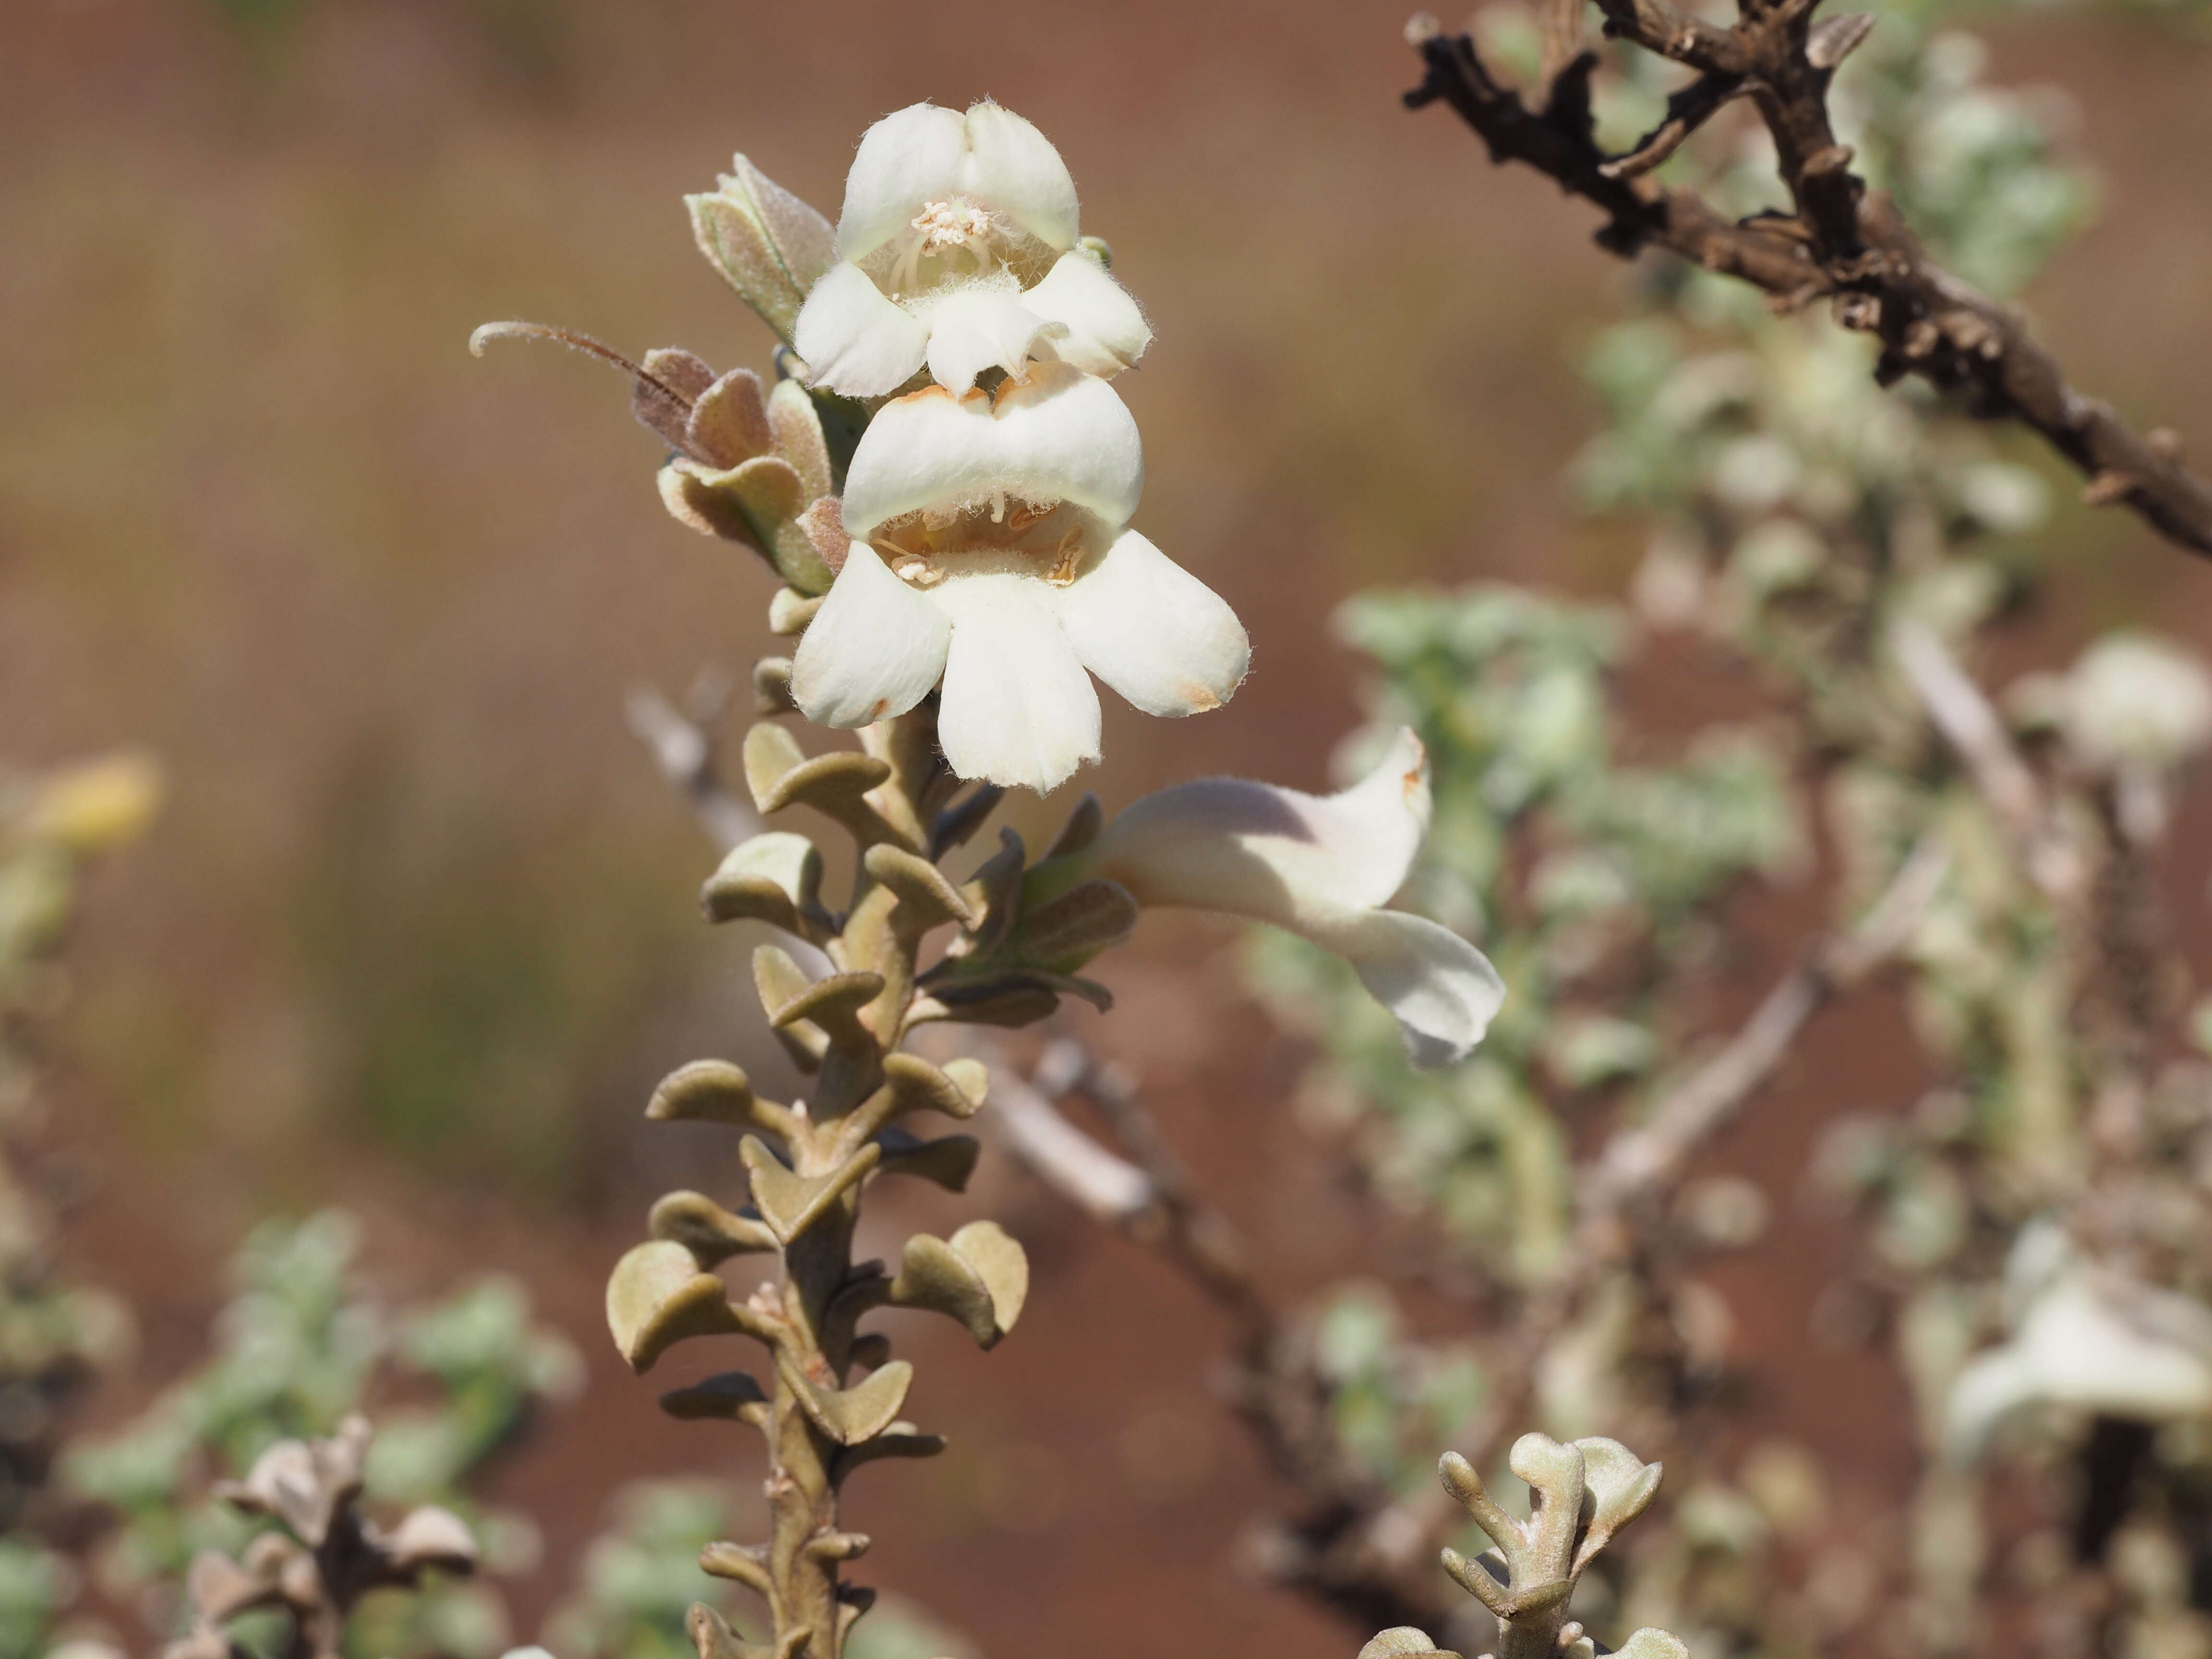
[793,100,1152,397]
[791,363,1247,793]
[1947,1224,2212,1459]
[1051,728,1505,1068]
[2056,632,2212,775]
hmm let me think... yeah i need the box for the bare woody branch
[1402,10,2212,560]
[626,675,760,854]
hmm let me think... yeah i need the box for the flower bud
[687,156,836,345]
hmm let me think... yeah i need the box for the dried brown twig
[168,1418,475,1659]
[1402,7,2212,560]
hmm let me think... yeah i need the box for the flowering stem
[613,697,1025,1659]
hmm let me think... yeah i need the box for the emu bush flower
[791,363,1248,793]
[1033,729,1505,1067]
[793,100,1152,397]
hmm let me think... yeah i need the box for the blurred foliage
[542,1480,737,1659]
[0,756,160,1659]
[64,1211,578,1658]
[1254,1,2212,1657]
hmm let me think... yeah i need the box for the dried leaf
[382,1505,478,1574]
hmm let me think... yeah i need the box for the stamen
[910,196,997,254]
[1046,528,1085,587]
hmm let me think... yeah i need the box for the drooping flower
[1033,728,1506,1068]
[790,363,1247,793]
[1947,1223,2212,1458]
[792,100,1152,397]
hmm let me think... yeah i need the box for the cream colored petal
[1093,728,1432,917]
[837,102,969,262]
[933,573,1101,793]
[1026,250,1152,377]
[1326,910,1507,1070]
[959,100,1081,251]
[842,362,1142,538]
[921,289,1061,394]
[1057,530,1248,717]
[792,262,930,398]
[1083,730,1497,1063]
[791,543,951,729]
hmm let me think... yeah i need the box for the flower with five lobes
[793,99,1152,397]
[1033,728,1506,1068]
[791,362,1249,793]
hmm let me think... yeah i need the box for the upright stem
[619,700,1027,1659]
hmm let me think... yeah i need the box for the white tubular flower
[1947,1270,2212,1460]
[790,364,1248,793]
[2057,633,2212,775]
[1074,729,1505,1068]
[792,100,1152,397]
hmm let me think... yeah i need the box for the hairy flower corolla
[793,100,1151,397]
[1030,729,1505,1067]
[790,363,1247,793]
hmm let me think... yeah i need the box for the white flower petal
[1329,910,1507,1070]
[793,262,929,398]
[1092,728,1433,920]
[959,101,1080,251]
[1026,251,1152,377]
[922,289,1061,394]
[1083,730,1496,1065]
[837,102,969,262]
[1057,530,1249,717]
[1947,1274,2212,1459]
[842,362,1143,537]
[934,573,1101,792]
[791,543,951,729]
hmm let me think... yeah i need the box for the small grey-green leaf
[606,1241,745,1373]
[1360,1631,1457,1659]
[864,843,977,930]
[741,1137,882,1244]
[949,1220,1028,1338]
[888,1234,1000,1346]
[876,1130,981,1192]
[703,832,823,932]
[659,1370,770,1421]
[649,1190,777,1266]
[778,1355,914,1445]
[647,1059,759,1126]
[686,368,772,469]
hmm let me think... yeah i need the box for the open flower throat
[870,197,1058,301]
[871,496,1105,589]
